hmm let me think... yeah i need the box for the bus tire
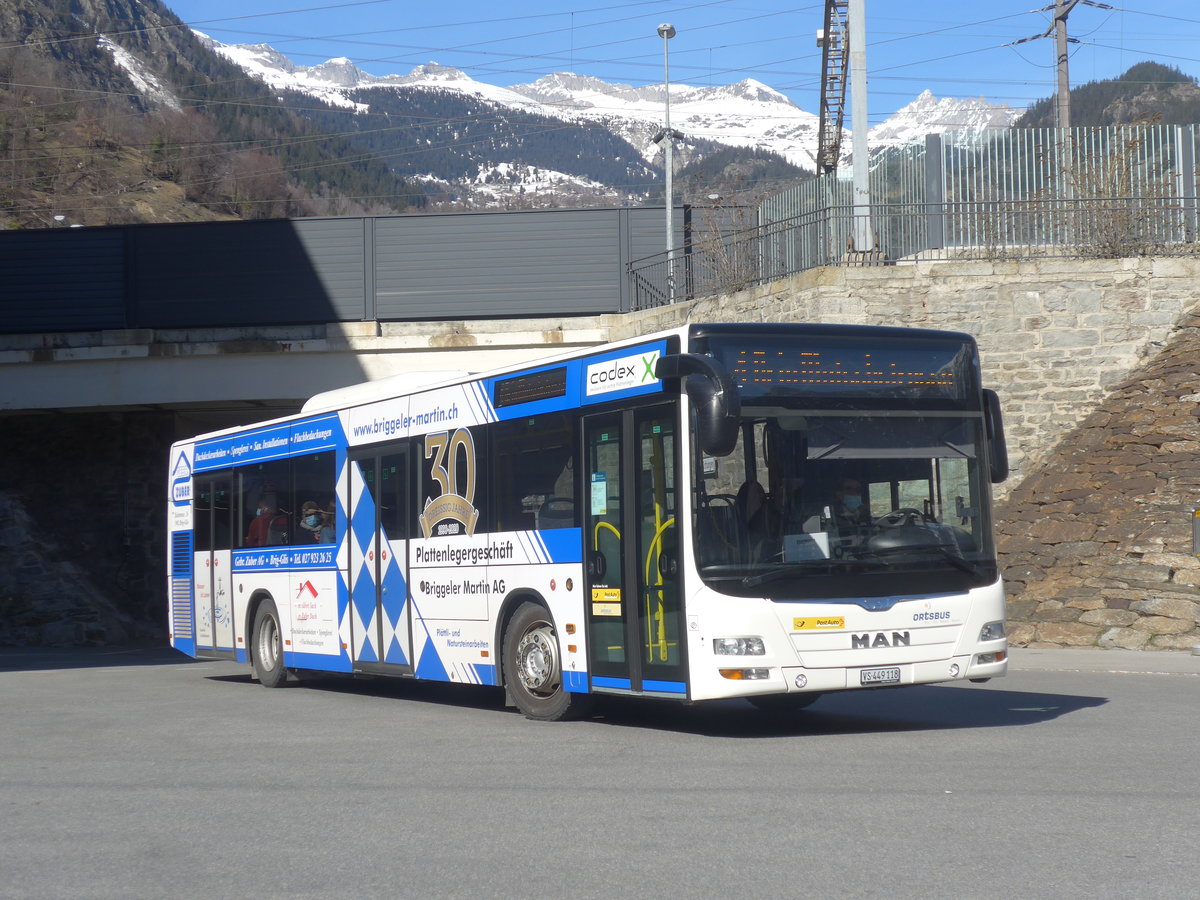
[502,601,591,721]
[747,693,822,714]
[251,600,287,688]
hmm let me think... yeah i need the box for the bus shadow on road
[0,645,196,672]
[206,669,512,713]
[587,683,1109,738]
[204,670,1106,737]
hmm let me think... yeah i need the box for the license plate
[860,666,901,686]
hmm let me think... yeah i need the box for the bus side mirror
[984,389,1009,484]
[655,353,741,457]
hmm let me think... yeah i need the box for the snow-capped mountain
[201,34,1022,164]
[196,33,1022,207]
[200,33,824,168]
[503,73,825,169]
[869,90,1022,149]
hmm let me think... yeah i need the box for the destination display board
[703,335,977,402]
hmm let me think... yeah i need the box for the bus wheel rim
[259,615,279,670]
[516,625,558,695]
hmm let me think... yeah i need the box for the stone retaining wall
[995,313,1200,650]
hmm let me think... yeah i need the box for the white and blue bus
[167,323,1010,719]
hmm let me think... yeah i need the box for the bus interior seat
[698,493,739,564]
[536,496,575,529]
[735,481,766,527]
[735,480,770,561]
[266,515,290,545]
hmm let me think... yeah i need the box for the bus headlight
[979,621,1006,642]
[713,636,765,656]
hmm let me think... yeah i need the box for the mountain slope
[1015,62,1200,127]
[298,84,662,207]
[2,0,1030,226]
[870,90,1022,149]
[0,0,426,229]
[203,36,1026,206]
[201,39,815,206]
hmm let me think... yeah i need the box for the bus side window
[195,476,232,552]
[240,461,291,547]
[492,414,577,531]
[293,451,336,544]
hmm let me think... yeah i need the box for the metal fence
[630,124,1200,310]
[629,196,1200,310]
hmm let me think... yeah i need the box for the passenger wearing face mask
[245,497,278,547]
[831,478,871,529]
[298,500,323,542]
[318,503,335,544]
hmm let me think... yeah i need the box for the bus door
[583,404,686,696]
[193,473,236,658]
[348,447,413,671]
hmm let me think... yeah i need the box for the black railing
[629,197,1200,311]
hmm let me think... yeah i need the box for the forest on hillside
[308,88,657,191]
[1016,62,1200,128]
[0,0,425,229]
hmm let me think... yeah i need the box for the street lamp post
[657,23,676,299]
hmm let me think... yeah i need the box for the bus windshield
[692,406,997,599]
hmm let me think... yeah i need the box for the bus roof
[301,371,470,415]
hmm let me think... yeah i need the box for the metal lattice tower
[815,0,850,173]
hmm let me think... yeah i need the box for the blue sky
[166,0,1200,122]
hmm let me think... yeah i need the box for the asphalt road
[1,645,1197,900]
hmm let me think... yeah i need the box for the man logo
[851,631,911,649]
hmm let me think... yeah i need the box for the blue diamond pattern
[348,462,379,661]
[357,634,378,663]
[379,550,408,665]
[350,489,377,554]
[385,634,406,664]
[415,634,449,681]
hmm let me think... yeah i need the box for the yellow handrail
[593,520,620,550]
[644,515,675,662]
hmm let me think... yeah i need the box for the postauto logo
[585,349,660,397]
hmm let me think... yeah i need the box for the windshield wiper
[857,543,985,578]
[741,566,794,588]
[740,559,861,587]
[930,545,986,578]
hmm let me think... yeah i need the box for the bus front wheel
[251,600,287,688]
[502,602,591,721]
[747,692,822,714]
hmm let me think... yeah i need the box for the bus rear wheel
[502,601,591,721]
[251,600,288,688]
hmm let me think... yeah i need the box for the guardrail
[628,196,1200,311]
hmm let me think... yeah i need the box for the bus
[167,322,1010,720]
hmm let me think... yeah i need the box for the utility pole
[1011,0,1112,131]
[848,0,872,253]
[1054,0,1076,130]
